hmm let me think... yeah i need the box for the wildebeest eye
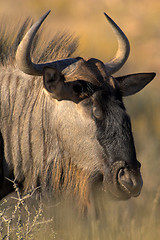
[93,106,104,120]
[72,84,83,93]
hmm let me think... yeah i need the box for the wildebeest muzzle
[103,160,143,200]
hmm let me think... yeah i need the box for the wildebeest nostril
[117,167,143,197]
[118,168,134,191]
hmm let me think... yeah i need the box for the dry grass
[1,184,160,240]
[0,180,55,240]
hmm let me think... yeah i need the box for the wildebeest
[0,10,156,213]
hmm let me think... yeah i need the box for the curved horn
[104,13,130,75]
[16,10,78,76]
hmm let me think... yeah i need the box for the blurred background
[0,0,160,239]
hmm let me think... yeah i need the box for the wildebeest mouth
[103,161,143,200]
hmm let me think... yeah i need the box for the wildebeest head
[16,11,155,201]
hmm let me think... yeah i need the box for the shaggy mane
[0,16,78,66]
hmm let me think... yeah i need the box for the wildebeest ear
[43,67,61,93]
[116,73,156,96]
[43,67,87,103]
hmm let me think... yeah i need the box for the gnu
[0,10,155,213]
